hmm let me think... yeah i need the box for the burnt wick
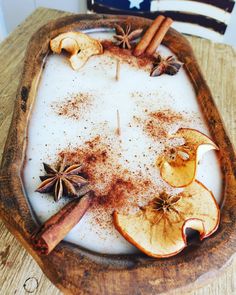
[116,109,121,136]
[115,59,120,81]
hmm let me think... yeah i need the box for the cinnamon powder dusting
[133,109,189,140]
[150,111,183,122]
[145,110,184,139]
[59,136,153,228]
[102,40,155,71]
[52,92,93,120]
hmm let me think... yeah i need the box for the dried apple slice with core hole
[50,32,103,70]
[113,180,220,258]
[60,38,78,55]
[156,128,219,188]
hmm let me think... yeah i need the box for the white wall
[1,0,35,33]
[0,0,87,34]
[0,0,7,40]
[0,0,235,47]
[224,5,236,47]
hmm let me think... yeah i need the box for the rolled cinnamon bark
[145,17,173,56]
[31,192,93,255]
[133,15,165,57]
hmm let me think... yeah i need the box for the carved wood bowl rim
[0,14,235,295]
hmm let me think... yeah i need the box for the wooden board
[0,8,235,294]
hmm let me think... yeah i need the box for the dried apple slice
[50,32,103,70]
[156,128,218,187]
[113,180,220,258]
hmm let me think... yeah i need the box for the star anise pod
[150,55,183,77]
[36,158,88,202]
[114,24,143,49]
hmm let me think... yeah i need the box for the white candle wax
[23,30,222,254]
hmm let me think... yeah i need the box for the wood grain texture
[0,8,235,295]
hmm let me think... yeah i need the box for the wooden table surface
[0,7,235,295]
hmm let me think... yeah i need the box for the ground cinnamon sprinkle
[132,109,189,140]
[58,136,154,228]
[150,111,183,122]
[101,40,155,71]
[145,110,185,139]
[145,119,168,138]
[96,176,134,209]
[52,92,93,120]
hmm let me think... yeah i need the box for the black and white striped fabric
[87,0,235,42]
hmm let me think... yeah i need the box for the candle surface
[23,30,222,254]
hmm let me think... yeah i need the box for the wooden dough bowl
[0,14,235,295]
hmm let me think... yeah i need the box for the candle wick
[115,59,120,81]
[116,109,121,136]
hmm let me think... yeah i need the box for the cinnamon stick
[145,17,173,56]
[133,15,165,57]
[31,192,93,255]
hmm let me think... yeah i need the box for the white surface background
[0,0,236,47]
